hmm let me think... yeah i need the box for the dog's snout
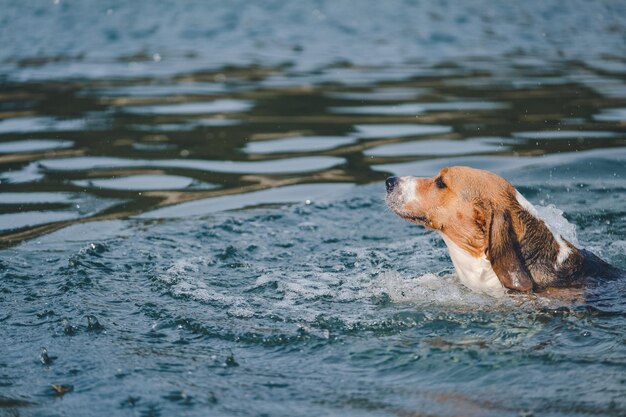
[385,176,399,193]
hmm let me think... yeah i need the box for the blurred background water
[0,1,625,416]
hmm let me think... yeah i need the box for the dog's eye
[435,176,447,189]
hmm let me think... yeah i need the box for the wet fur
[386,166,624,293]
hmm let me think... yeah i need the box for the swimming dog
[385,166,622,294]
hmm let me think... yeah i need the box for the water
[1,1,626,416]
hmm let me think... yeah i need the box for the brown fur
[387,166,622,292]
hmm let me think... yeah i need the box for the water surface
[1,1,626,416]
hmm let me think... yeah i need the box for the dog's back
[581,249,624,281]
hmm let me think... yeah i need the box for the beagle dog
[385,166,623,294]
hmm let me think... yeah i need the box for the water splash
[535,204,579,246]
[370,271,508,306]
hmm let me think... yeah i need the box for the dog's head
[385,167,513,255]
[385,166,573,292]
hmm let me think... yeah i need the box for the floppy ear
[487,209,534,292]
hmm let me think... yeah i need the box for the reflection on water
[122,99,254,115]
[1,3,626,416]
[1,58,626,246]
[330,100,507,115]
[38,155,345,174]
[0,190,120,232]
[353,123,453,138]
[0,116,88,134]
[594,107,626,122]
[0,139,74,153]
[512,130,620,140]
[364,137,509,157]
[138,183,354,218]
[325,87,431,101]
[244,136,355,154]
[72,174,206,191]
[89,82,227,97]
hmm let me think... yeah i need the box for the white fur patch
[399,177,417,203]
[554,234,572,265]
[439,233,504,295]
[515,191,539,216]
[515,190,572,265]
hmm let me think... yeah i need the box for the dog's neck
[440,192,586,292]
[439,232,504,294]
[512,192,585,288]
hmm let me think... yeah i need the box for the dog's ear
[486,208,534,292]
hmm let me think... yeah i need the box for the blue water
[1,1,626,416]
[1,0,625,81]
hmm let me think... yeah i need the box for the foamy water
[156,198,581,319]
[536,204,580,246]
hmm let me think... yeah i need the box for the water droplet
[40,347,55,365]
[51,384,73,396]
[63,319,77,335]
[225,353,239,367]
[298,222,318,231]
[87,315,104,332]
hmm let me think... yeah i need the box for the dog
[385,166,623,294]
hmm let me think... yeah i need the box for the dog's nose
[385,176,399,192]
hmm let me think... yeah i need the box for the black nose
[385,176,399,192]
